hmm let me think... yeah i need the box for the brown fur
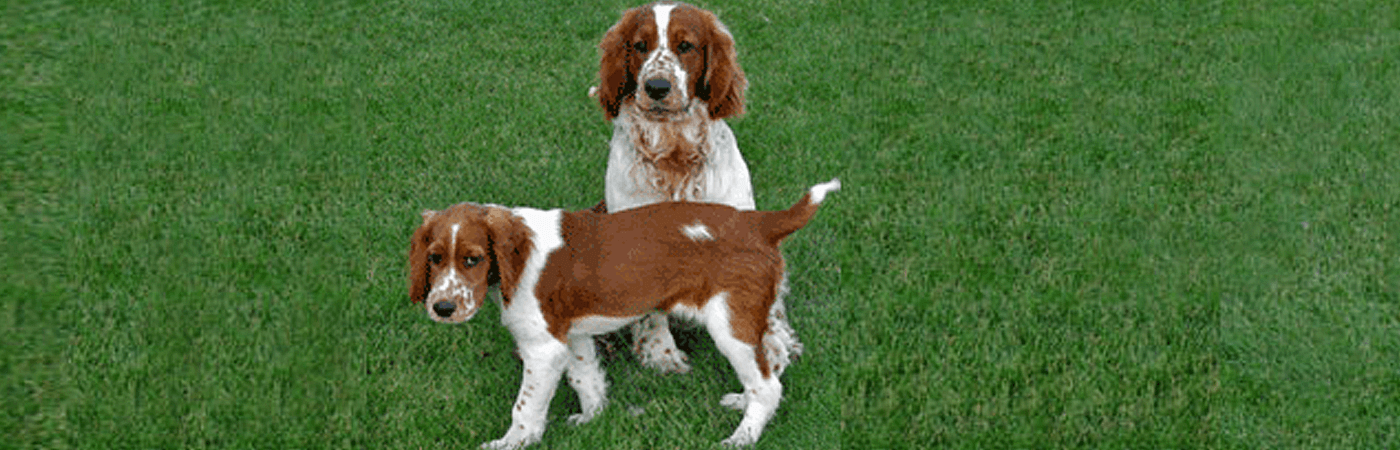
[408,190,826,379]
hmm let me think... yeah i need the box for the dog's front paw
[480,439,515,450]
[720,430,759,447]
[481,439,524,450]
[481,435,536,450]
[720,393,747,410]
[642,350,692,374]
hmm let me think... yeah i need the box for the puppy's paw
[720,430,759,447]
[480,439,516,450]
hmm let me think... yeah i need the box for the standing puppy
[593,1,764,374]
[409,180,841,448]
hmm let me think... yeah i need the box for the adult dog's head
[596,2,747,121]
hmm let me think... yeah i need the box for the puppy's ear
[700,10,746,119]
[597,7,642,120]
[408,212,437,303]
[484,208,533,305]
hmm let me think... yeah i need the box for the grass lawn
[4,0,1398,449]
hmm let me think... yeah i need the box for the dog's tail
[758,178,841,246]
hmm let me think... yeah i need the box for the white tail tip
[808,178,841,205]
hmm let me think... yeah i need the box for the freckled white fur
[426,221,479,322]
[605,113,754,213]
[681,221,714,242]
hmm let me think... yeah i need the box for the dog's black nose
[432,301,455,317]
[644,79,671,100]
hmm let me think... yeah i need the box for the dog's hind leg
[701,293,783,447]
[762,272,802,378]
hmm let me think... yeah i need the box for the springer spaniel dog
[590,1,761,374]
[408,179,840,448]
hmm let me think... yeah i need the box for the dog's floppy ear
[484,207,533,305]
[700,10,746,119]
[408,210,438,303]
[597,7,642,120]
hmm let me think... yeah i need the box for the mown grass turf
[3,0,1398,449]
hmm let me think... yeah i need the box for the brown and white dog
[408,179,839,448]
[591,1,759,374]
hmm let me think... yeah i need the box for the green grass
[4,0,1398,449]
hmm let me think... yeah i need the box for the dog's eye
[633,41,647,53]
[463,256,482,268]
[677,41,694,54]
[428,253,442,264]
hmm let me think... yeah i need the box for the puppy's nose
[644,79,671,100]
[432,301,456,318]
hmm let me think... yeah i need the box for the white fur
[700,293,783,447]
[653,4,674,49]
[808,178,841,205]
[681,221,715,242]
[570,315,637,336]
[565,335,608,426]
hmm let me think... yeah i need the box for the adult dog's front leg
[631,313,691,373]
[483,340,569,450]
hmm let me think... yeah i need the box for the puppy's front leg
[483,339,569,450]
[566,336,608,425]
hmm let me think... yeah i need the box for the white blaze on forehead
[652,3,676,50]
[427,222,475,317]
[639,3,690,101]
[681,221,715,242]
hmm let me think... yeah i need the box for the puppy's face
[409,204,494,324]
